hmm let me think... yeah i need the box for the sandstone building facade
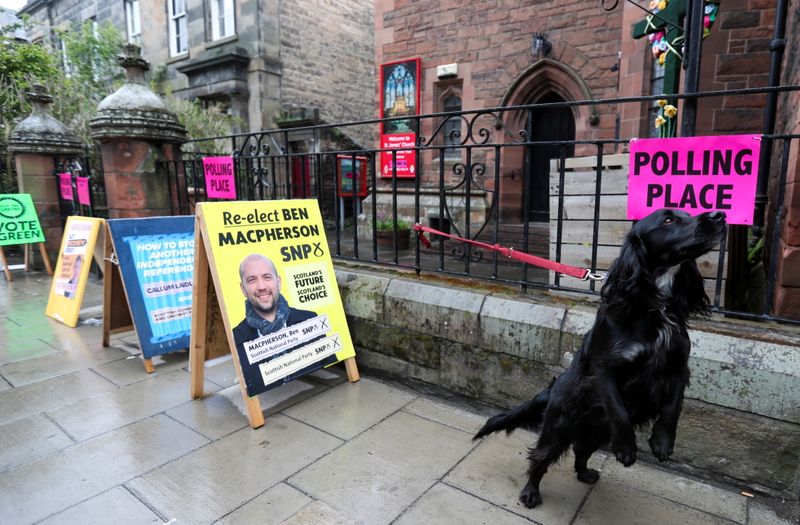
[20,0,375,142]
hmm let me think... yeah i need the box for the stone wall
[618,0,774,139]
[336,265,800,496]
[376,0,622,131]
[279,0,375,148]
[771,0,800,319]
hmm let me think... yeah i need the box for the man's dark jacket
[232,307,317,356]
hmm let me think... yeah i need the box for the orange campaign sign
[45,216,104,327]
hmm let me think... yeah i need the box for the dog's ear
[672,260,711,318]
[601,232,652,313]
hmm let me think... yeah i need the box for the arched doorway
[498,59,594,223]
[526,92,575,221]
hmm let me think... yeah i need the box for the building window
[125,0,141,44]
[443,95,462,158]
[210,0,235,40]
[648,59,665,137]
[435,82,463,160]
[58,37,74,78]
[168,0,188,56]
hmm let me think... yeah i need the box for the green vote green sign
[0,194,46,246]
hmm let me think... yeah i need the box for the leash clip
[581,270,606,282]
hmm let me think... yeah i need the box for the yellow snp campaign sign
[45,216,103,327]
[196,199,356,399]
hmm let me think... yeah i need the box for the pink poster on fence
[58,173,73,201]
[202,156,236,200]
[628,134,761,225]
[76,177,91,206]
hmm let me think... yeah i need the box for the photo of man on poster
[233,253,318,356]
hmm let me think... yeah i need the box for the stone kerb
[335,266,800,495]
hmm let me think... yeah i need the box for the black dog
[474,208,727,508]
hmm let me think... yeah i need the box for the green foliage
[747,236,764,264]
[0,13,242,188]
[0,12,58,139]
[164,96,243,153]
[376,214,410,231]
[48,21,126,143]
[0,10,59,192]
[56,21,125,97]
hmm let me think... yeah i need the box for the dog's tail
[473,380,553,440]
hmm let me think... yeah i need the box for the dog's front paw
[612,442,638,467]
[577,468,601,484]
[519,486,543,508]
[648,433,674,462]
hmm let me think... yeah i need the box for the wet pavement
[0,270,797,524]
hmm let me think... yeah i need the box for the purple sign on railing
[628,134,760,225]
[58,173,73,201]
[76,177,91,206]
[202,156,237,200]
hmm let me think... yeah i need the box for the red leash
[414,223,605,281]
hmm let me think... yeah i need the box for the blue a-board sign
[107,216,195,359]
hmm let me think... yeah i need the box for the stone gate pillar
[90,44,186,218]
[7,85,85,263]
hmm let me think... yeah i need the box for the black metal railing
[54,151,107,222]
[156,85,800,324]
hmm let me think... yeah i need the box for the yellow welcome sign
[45,216,104,327]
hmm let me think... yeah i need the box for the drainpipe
[752,0,788,240]
[679,0,705,137]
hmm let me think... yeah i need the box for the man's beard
[250,296,277,317]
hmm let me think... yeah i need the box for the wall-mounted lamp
[532,32,552,59]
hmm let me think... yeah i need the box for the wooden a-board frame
[189,209,360,429]
[100,223,154,371]
[0,242,53,281]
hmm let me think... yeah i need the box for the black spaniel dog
[474,208,727,508]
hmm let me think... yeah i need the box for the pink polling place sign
[58,173,73,201]
[202,156,237,199]
[76,176,91,206]
[628,134,760,225]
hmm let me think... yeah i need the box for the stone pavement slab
[0,414,208,524]
[93,348,189,387]
[446,429,606,525]
[47,368,217,441]
[0,344,129,386]
[38,486,162,525]
[166,394,249,441]
[279,500,361,525]
[289,410,476,525]
[0,335,59,365]
[395,482,534,525]
[0,369,116,425]
[573,479,736,525]
[601,460,747,523]
[127,413,342,524]
[0,412,74,470]
[216,483,311,524]
[401,396,487,434]
[283,377,417,439]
